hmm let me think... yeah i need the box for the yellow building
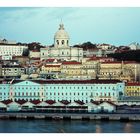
[125,82,140,96]
[99,61,140,82]
[61,61,82,79]
[82,58,98,79]
[41,64,61,74]
[99,62,122,79]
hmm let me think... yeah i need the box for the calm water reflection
[0,119,139,133]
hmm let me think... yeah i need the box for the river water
[0,119,140,133]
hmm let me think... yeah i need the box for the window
[62,40,64,45]
[56,40,59,45]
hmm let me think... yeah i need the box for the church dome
[54,24,69,39]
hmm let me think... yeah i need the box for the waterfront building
[125,82,140,96]
[40,23,83,62]
[0,79,125,103]
[98,101,116,112]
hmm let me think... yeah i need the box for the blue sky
[0,7,140,46]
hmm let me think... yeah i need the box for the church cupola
[54,23,70,48]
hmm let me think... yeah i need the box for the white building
[0,40,28,57]
[129,42,140,50]
[40,23,83,62]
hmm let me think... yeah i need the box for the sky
[0,7,140,46]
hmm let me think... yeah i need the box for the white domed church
[40,23,83,62]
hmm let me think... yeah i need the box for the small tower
[54,23,70,48]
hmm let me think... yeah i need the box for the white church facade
[40,23,83,62]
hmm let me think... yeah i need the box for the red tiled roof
[1,100,13,105]
[16,100,27,105]
[45,59,55,63]
[60,100,70,105]
[75,100,85,105]
[30,100,41,105]
[126,82,140,86]
[62,61,82,65]
[30,50,40,52]
[45,100,56,105]
[90,100,100,105]
[0,79,123,84]
[30,57,40,60]
[44,65,61,67]
[101,61,121,64]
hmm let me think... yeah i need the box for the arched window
[67,40,69,45]
[56,40,59,45]
[62,40,64,45]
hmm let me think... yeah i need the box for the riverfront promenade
[0,112,140,121]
